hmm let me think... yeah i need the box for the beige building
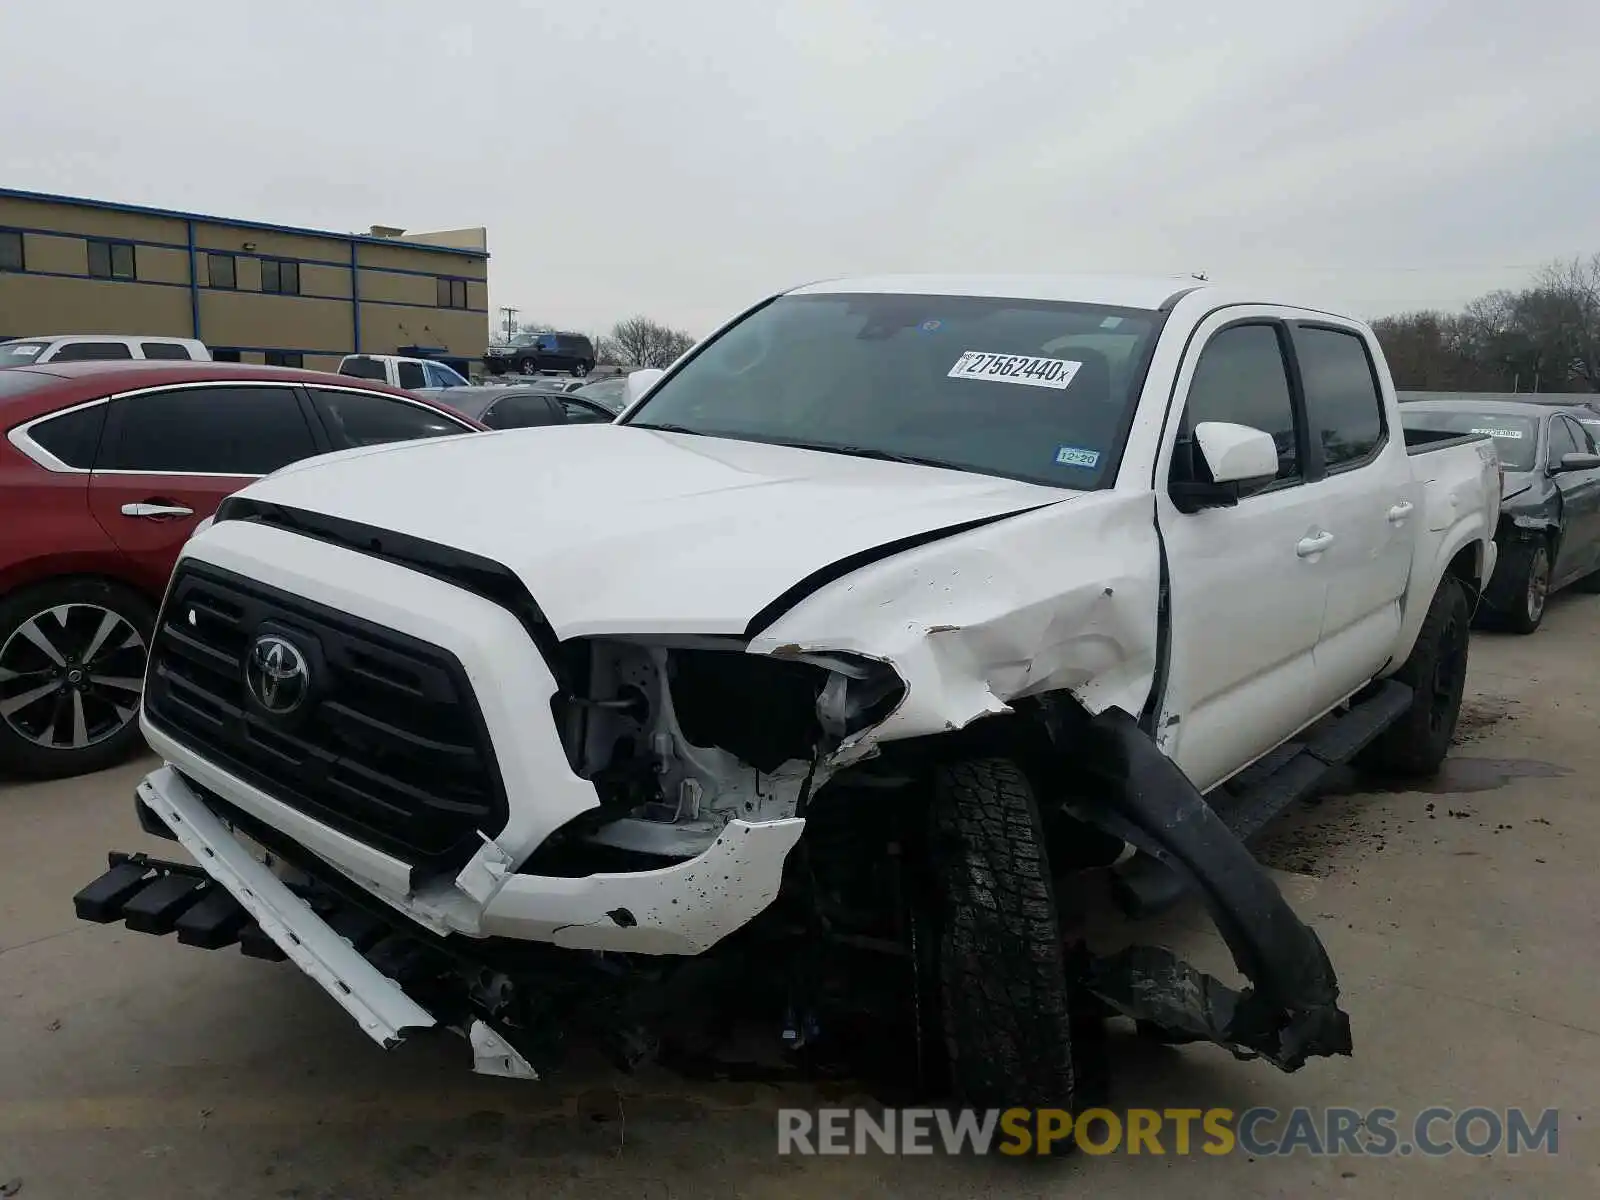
[0,188,489,372]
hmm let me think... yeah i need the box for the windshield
[1402,409,1539,470]
[0,342,49,367]
[621,292,1163,488]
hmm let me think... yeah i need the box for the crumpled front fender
[747,491,1161,758]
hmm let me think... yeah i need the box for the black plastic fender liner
[1070,706,1353,1071]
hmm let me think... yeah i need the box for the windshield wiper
[628,422,705,435]
[762,438,979,474]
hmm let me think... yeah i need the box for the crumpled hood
[231,424,1075,637]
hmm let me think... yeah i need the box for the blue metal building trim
[350,240,361,352]
[0,186,489,260]
[185,218,201,339]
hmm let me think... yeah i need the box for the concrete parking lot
[3,598,1599,1198]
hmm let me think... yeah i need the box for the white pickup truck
[79,275,1499,1115]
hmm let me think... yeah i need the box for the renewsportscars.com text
[776,1106,1560,1157]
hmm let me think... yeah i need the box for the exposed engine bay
[540,636,905,862]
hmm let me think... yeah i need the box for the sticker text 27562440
[948,351,1083,390]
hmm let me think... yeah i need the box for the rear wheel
[1355,576,1470,778]
[930,758,1090,1127]
[570,361,589,377]
[0,578,154,780]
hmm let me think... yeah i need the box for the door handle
[121,502,195,519]
[1387,501,1415,524]
[1296,531,1335,558]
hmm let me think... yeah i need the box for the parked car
[1401,397,1600,632]
[417,384,616,429]
[484,331,596,377]
[0,335,210,366]
[0,360,485,779]
[571,376,627,414]
[79,274,1499,1117]
[337,354,470,391]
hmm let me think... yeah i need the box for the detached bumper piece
[1073,707,1354,1072]
[76,764,440,1050]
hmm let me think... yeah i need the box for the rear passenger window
[396,362,426,390]
[1181,323,1300,482]
[101,386,317,474]
[1295,326,1385,470]
[25,404,108,468]
[51,341,133,362]
[140,342,191,360]
[483,395,559,429]
[310,388,465,448]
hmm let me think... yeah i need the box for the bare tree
[608,316,696,369]
[1370,255,1600,393]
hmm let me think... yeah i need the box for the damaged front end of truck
[80,490,1351,1093]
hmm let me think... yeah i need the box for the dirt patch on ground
[1453,694,1519,744]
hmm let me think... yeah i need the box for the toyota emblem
[245,634,311,715]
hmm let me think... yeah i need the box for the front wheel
[930,758,1087,1118]
[0,578,154,780]
[516,357,539,376]
[1355,576,1470,778]
[1499,540,1551,634]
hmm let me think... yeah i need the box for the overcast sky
[4,0,1597,338]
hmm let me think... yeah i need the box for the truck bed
[1405,427,1490,455]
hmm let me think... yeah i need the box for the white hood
[235,425,1075,637]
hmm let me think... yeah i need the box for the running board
[1111,680,1414,918]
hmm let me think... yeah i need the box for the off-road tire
[930,758,1083,1121]
[1355,576,1470,778]
[0,577,154,780]
[1495,539,1551,634]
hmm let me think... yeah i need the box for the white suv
[0,334,211,366]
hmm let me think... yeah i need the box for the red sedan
[0,360,486,779]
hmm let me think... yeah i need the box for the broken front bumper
[119,765,439,1046]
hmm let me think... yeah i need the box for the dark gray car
[414,384,616,430]
[1401,398,1600,632]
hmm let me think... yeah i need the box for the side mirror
[623,368,665,408]
[1171,421,1280,513]
[1555,451,1600,472]
[1195,421,1280,484]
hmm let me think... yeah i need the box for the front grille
[143,561,507,870]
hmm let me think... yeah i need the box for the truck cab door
[1287,321,1416,707]
[1152,313,1328,793]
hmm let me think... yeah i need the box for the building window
[264,350,304,367]
[261,258,300,295]
[0,230,21,272]
[436,276,468,309]
[208,252,236,289]
[88,239,136,280]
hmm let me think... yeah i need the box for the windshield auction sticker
[1470,427,1523,438]
[948,351,1083,390]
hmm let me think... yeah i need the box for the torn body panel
[1067,706,1352,1069]
[748,491,1162,750]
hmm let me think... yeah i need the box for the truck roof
[787,273,1207,310]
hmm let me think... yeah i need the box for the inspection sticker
[1470,427,1523,438]
[1055,445,1100,467]
[948,351,1082,390]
